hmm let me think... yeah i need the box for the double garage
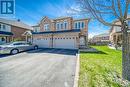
[33,32,80,49]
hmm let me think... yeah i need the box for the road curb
[73,50,80,87]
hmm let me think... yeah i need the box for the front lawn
[79,46,122,87]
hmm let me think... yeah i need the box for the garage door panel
[33,39,50,48]
[53,37,77,49]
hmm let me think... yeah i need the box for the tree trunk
[122,22,130,81]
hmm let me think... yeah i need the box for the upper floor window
[3,25,6,29]
[61,22,63,29]
[33,27,40,32]
[64,21,68,30]
[44,24,49,31]
[78,22,80,29]
[56,23,60,30]
[74,21,85,29]
[81,22,85,28]
[34,29,38,32]
[74,22,78,29]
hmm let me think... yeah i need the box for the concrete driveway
[0,49,78,87]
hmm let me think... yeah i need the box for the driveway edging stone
[73,50,80,87]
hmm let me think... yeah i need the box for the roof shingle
[0,18,33,30]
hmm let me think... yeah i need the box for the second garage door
[53,37,77,49]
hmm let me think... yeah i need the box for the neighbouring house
[32,16,90,49]
[109,18,130,47]
[89,33,110,45]
[0,18,33,44]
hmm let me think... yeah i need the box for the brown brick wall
[39,17,89,34]
[11,26,30,41]
[39,17,54,32]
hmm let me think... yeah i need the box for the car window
[26,42,32,45]
[4,42,13,45]
[13,43,24,45]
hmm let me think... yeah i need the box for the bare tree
[77,0,130,81]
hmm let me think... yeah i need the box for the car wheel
[11,49,19,55]
[34,46,38,50]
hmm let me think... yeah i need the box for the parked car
[108,43,112,46]
[0,41,38,55]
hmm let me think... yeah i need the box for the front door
[80,37,85,46]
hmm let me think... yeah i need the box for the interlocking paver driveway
[0,49,78,87]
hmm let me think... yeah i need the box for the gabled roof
[0,18,33,30]
[32,29,81,34]
[40,16,54,23]
[22,31,32,36]
[0,31,13,36]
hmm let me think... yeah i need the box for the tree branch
[124,0,130,19]
[117,0,123,18]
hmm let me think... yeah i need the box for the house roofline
[32,29,81,34]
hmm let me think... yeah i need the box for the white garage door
[33,38,50,48]
[53,37,77,49]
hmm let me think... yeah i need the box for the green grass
[79,46,122,87]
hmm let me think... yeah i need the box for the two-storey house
[32,16,90,49]
[109,18,130,46]
[0,18,33,44]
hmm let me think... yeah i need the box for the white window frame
[34,27,40,32]
[56,23,60,30]
[74,21,85,29]
[81,21,85,29]
[60,22,63,30]
[3,25,6,30]
[78,22,80,29]
[64,21,68,30]
[44,24,49,31]
[74,22,78,29]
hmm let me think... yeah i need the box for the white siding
[33,38,50,48]
[33,26,40,32]
[0,23,11,32]
[53,37,77,49]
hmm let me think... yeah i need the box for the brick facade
[109,20,130,46]
[33,16,90,49]
[37,16,89,35]
[11,26,30,41]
